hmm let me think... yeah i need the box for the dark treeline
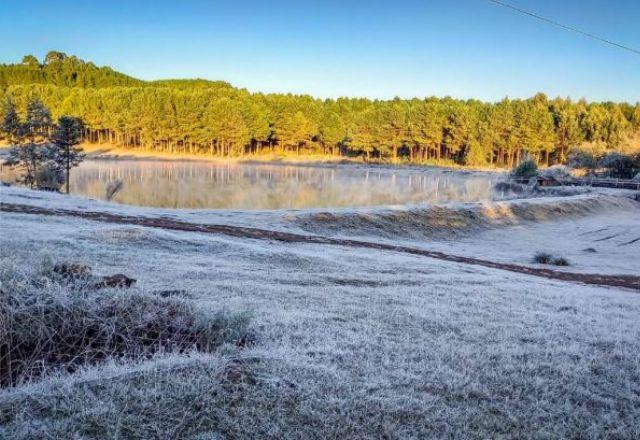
[1,52,639,167]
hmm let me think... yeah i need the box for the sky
[1,0,639,102]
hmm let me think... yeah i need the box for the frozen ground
[422,210,640,276]
[1,185,640,438]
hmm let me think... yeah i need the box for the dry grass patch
[533,252,571,266]
[0,258,250,388]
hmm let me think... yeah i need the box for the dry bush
[538,165,572,181]
[0,259,249,388]
[533,252,552,264]
[598,152,638,179]
[568,144,640,178]
[567,149,598,172]
[532,252,570,266]
[551,257,570,266]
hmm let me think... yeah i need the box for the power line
[487,0,640,56]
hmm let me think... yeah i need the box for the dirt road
[2,202,638,291]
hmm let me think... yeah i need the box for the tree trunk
[66,146,71,194]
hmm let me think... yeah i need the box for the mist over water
[4,160,499,210]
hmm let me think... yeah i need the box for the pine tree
[1,98,22,143]
[2,98,43,188]
[22,55,40,67]
[1,52,638,167]
[49,116,85,194]
[25,97,52,142]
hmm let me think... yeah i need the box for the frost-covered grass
[0,353,265,439]
[2,189,640,438]
[417,208,640,276]
[0,257,249,388]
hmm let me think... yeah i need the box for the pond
[2,160,499,210]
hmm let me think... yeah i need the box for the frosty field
[1,182,639,439]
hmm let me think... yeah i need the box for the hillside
[1,52,639,167]
[0,52,142,88]
[2,183,640,438]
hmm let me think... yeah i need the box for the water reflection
[3,160,498,209]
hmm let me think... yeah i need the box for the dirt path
[2,202,638,291]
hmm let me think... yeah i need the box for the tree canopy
[1,53,638,167]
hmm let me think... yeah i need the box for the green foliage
[25,97,52,139]
[598,152,638,179]
[50,115,86,193]
[1,98,22,142]
[569,149,640,179]
[3,143,46,187]
[1,53,639,166]
[567,150,598,171]
[0,52,142,88]
[34,161,65,190]
[1,98,85,191]
[511,159,538,179]
[21,55,39,67]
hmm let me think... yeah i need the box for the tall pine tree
[50,116,85,194]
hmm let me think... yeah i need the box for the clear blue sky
[2,0,639,102]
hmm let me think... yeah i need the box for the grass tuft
[551,257,570,266]
[0,259,250,388]
[532,252,553,264]
[532,252,570,266]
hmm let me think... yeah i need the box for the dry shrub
[0,259,249,388]
[538,165,572,181]
[568,147,640,178]
[533,252,552,264]
[532,252,570,266]
[598,152,638,179]
[567,149,598,171]
[551,257,570,266]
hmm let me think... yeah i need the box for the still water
[4,160,499,210]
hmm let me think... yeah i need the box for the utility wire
[487,0,640,56]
